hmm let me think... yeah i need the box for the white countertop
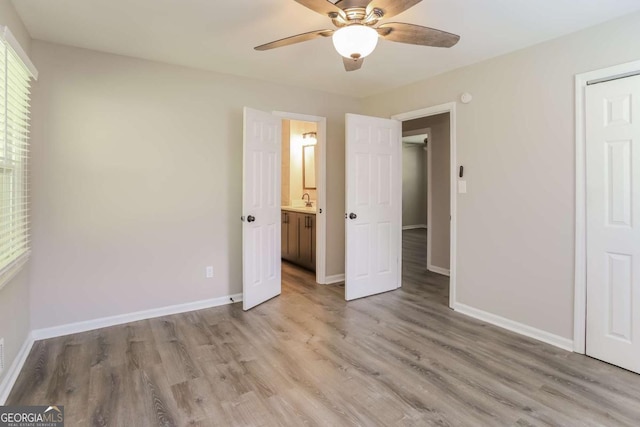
[281,206,317,214]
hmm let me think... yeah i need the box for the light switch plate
[458,180,467,194]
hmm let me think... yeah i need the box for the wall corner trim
[402,224,427,230]
[427,265,450,277]
[31,293,244,341]
[0,332,35,405]
[453,302,574,352]
[324,274,345,284]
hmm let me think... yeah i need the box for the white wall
[28,41,360,329]
[363,11,640,339]
[0,0,31,387]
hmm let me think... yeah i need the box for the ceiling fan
[255,0,460,72]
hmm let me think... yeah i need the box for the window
[0,26,37,289]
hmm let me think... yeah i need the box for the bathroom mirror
[303,145,316,189]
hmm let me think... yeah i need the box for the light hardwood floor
[8,229,640,426]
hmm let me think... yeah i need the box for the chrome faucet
[302,193,313,207]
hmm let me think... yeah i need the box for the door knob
[349,213,357,220]
[247,215,256,223]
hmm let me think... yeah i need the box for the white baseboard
[402,224,427,230]
[453,302,574,352]
[428,265,450,277]
[0,332,35,405]
[32,293,243,341]
[325,274,345,284]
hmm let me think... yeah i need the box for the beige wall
[401,144,426,227]
[0,267,29,388]
[0,0,31,387]
[6,4,640,352]
[0,0,30,53]
[363,11,640,339]
[28,41,359,329]
[281,120,291,207]
[289,120,317,204]
[404,114,451,270]
[282,120,318,206]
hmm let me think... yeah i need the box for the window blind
[0,26,36,288]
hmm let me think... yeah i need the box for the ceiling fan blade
[377,23,460,48]
[254,30,334,51]
[343,56,364,72]
[366,0,422,19]
[294,0,346,18]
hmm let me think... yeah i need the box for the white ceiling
[12,0,640,97]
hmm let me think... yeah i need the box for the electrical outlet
[206,266,214,278]
[0,337,4,375]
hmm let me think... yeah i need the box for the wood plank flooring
[8,229,640,426]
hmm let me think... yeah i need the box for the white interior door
[586,75,640,373]
[242,107,282,310]
[345,113,402,300]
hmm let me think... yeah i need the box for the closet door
[585,75,640,373]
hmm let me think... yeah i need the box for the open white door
[242,107,282,310]
[585,75,640,373]
[345,113,402,301]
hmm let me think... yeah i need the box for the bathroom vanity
[281,206,316,271]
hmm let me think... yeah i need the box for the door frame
[273,111,328,285]
[426,127,435,274]
[574,59,640,354]
[392,102,457,308]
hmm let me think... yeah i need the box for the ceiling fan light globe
[332,25,378,59]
